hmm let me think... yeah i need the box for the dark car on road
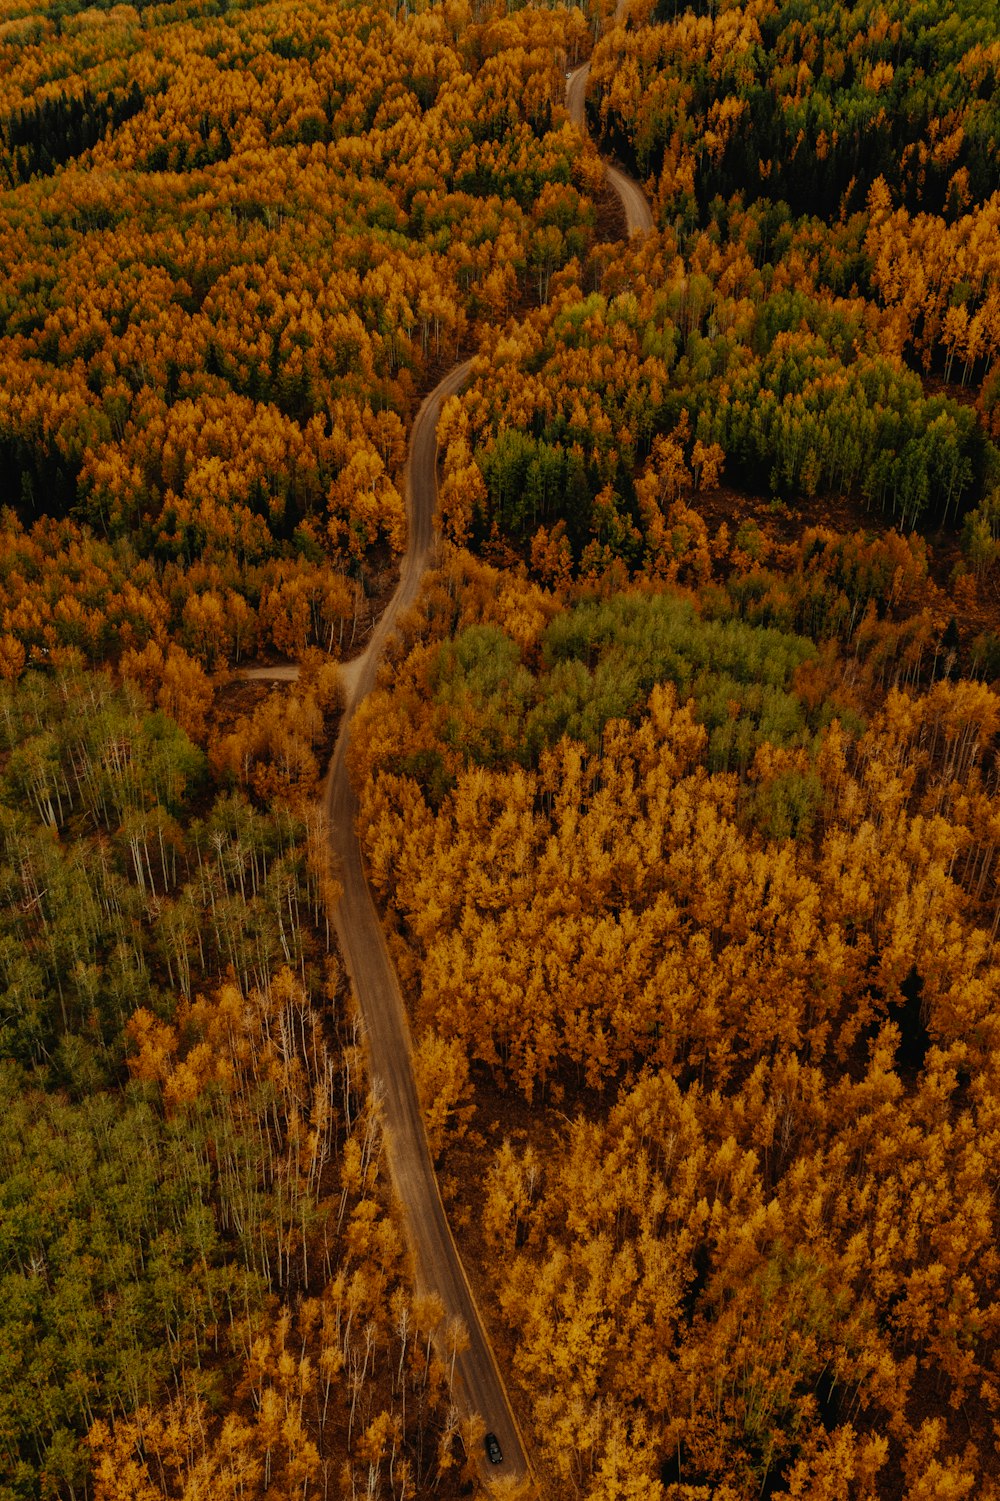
[485,1432,503,1465]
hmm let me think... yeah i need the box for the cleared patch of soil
[687,479,1000,659]
[211,674,284,734]
[593,173,629,243]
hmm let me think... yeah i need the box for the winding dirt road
[324,363,540,1486]
[319,52,654,1496]
[568,14,654,236]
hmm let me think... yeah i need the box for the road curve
[568,6,654,237]
[605,159,655,237]
[321,52,655,1499]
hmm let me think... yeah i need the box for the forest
[0,0,600,672]
[352,0,1000,1494]
[351,544,1000,1498]
[2,0,1000,1495]
[0,0,606,1493]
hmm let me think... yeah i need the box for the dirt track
[567,9,654,236]
[320,51,654,1495]
[324,362,539,1485]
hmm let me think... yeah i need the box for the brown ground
[438,1075,567,1470]
[593,174,629,244]
[687,478,1000,661]
[211,675,278,731]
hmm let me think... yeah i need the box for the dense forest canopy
[0,0,602,677]
[592,0,1000,219]
[351,542,1000,1499]
[351,0,1000,1495]
[0,0,610,1494]
[429,0,1000,601]
[2,0,1000,1496]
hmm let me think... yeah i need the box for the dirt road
[567,32,654,237]
[237,663,300,681]
[320,55,654,1497]
[323,363,540,1487]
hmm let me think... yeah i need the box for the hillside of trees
[438,195,1000,566]
[590,0,1000,223]
[3,0,1000,1496]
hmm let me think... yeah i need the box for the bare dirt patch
[685,481,1000,663]
[593,174,629,243]
[211,674,285,735]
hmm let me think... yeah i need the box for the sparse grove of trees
[0,667,480,1501]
